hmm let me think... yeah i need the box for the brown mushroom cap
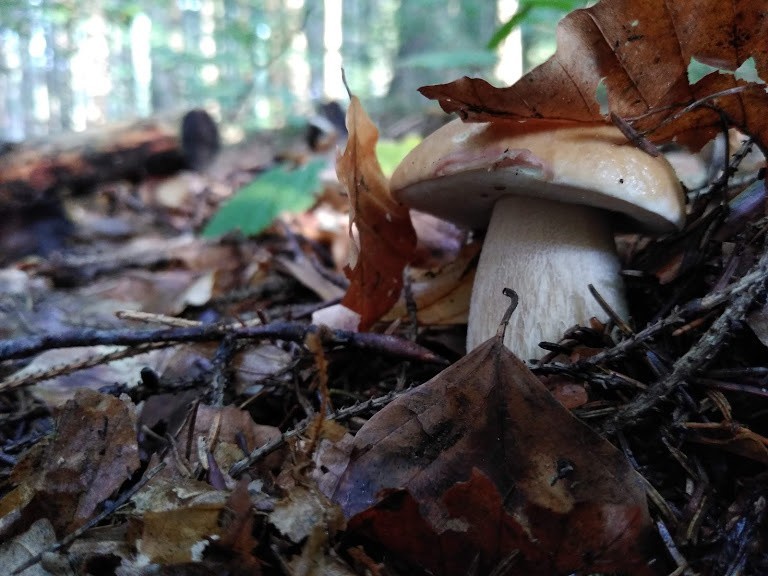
[391,119,685,232]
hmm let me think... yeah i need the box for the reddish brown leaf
[334,327,655,575]
[337,95,417,329]
[419,0,768,152]
[211,480,262,574]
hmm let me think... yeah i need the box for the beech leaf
[419,0,768,152]
[334,292,655,575]
[337,95,417,329]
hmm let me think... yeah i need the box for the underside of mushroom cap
[391,118,685,233]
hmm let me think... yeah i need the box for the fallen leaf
[383,242,478,325]
[269,484,344,544]
[334,300,654,575]
[285,525,356,576]
[153,404,283,483]
[337,95,417,329]
[419,0,768,152]
[1,519,57,576]
[202,159,325,238]
[214,480,260,567]
[137,504,224,564]
[747,301,768,349]
[2,389,140,537]
[275,253,345,301]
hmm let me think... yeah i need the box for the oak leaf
[337,95,417,329]
[334,295,655,575]
[420,0,768,152]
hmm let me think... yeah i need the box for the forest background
[0,0,588,144]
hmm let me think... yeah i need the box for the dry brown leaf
[137,504,224,563]
[383,242,479,325]
[1,389,140,537]
[153,404,283,482]
[337,95,417,329]
[269,484,345,544]
[420,0,768,152]
[334,304,654,575]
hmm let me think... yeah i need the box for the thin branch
[599,238,768,435]
[0,321,447,368]
[11,462,166,575]
[229,388,407,477]
[575,265,768,370]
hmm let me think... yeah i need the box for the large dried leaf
[420,0,768,151]
[334,324,654,575]
[2,389,140,537]
[337,96,417,329]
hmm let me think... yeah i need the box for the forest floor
[0,113,767,576]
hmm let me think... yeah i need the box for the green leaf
[202,159,325,238]
[487,0,587,49]
[376,135,422,176]
[486,5,533,50]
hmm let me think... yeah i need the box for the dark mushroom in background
[180,108,221,172]
[306,101,348,153]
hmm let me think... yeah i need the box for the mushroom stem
[467,195,628,360]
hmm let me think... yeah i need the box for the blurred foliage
[0,0,587,140]
[398,50,497,71]
[376,134,422,176]
[202,159,325,238]
[487,0,587,50]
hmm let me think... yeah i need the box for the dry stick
[599,239,768,435]
[10,462,166,575]
[229,388,406,477]
[0,341,167,392]
[208,335,239,407]
[575,265,768,370]
[0,321,447,366]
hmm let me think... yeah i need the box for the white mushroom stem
[467,195,628,360]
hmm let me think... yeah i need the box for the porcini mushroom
[390,119,685,360]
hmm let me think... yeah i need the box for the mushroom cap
[391,119,685,233]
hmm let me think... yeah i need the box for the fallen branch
[0,321,446,373]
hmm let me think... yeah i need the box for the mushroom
[390,119,685,360]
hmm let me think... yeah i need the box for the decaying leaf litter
[2,0,768,574]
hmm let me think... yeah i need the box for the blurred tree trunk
[386,0,448,111]
[387,0,497,112]
[19,27,39,138]
[341,0,370,91]
[220,0,240,96]
[180,2,202,101]
[109,24,133,120]
[305,0,324,99]
[0,20,24,140]
[46,16,75,133]
[150,6,180,111]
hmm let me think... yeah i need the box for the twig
[11,462,166,575]
[575,265,768,369]
[229,388,407,477]
[209,335,239,406]
[0,342,167,392]
[0,321,447,367]
[655,520,694,576]
[599,239,768,435]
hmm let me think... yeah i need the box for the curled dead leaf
[337,95,417,329]
[420,0,768,153]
